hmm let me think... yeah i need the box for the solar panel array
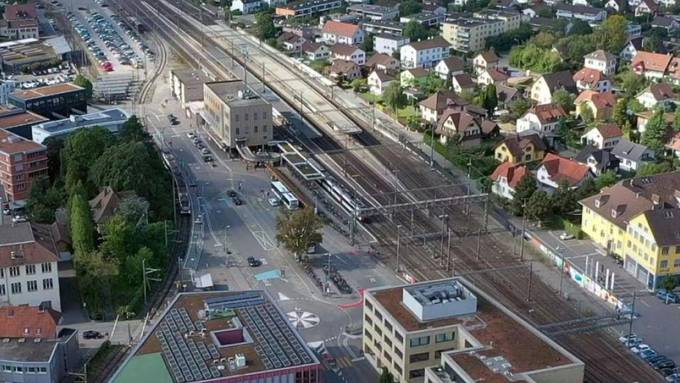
[238,303,314,370]
[204,291,264,312]
[156,308,221,383]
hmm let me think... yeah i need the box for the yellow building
[493,133,546,164]
[579,171,680,289]
[363,278,584,383]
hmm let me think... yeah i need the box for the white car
[618,334,639,344]
[631,344,651,354]
[559,232,575,240]
[12,215,27,223]
[186,132,195,139]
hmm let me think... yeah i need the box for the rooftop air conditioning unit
[235,353,246,368]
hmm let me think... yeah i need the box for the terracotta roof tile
[597,123,623,139]
[331,43,362,56]
[322,21,360,38]
[497,133,546,159]
[490,162,528,188]
[407,36,450,51]
[573,67,607,86]
[0,305,60,339]
[575,90,617,110]
[526,103,567,124]
[540,153,591,187]
[632,51,672,73]
[366,53,396,67]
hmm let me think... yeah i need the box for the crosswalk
[335,356,353,369]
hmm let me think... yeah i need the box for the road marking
[351,356,365,362]
[638,299,650,307]
[252,230,276,251]
[278,292,290,301]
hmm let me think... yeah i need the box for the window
[409,369,424,378]
[384,321,393,332]
[16,366,23,374]
[662,247,670,255]
[364,329,372,340]
[435,332,455,343]
[394,364,402,375]
[394,332,404,343]
[383,351,392,363]
[41,263,52,273]
[0,285,4,295]
[38,367,47,374]
[364,314,372,325]
[9,266,19,277]
[25,264,36,275]
[374,311,383,321]
[661,260,668,268]
[674,259,680,268]
[27,367,36,374]
[43,278,53,290]
[235,128,240,135]
[394,347,403,358]
[409,352,429,363]
[10,282,21,294]
[27,280,38,292]
[365,300,373,311]
[374,326,382,337]
[384,336,392,348]
[0,269,3,278]
[409,336,430,348]
[2,365,12,372]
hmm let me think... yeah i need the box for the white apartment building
[364,278,585,383]
[374,34,410,56]
[441,9,520,53]
[400,37,450,69]
[0,223,61,312]
[584,49,618,76]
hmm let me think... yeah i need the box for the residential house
[373,34,409,56]
[554,3,607,22]
[473,50,499,75]
[620,37,643,62]
[277,32,306,52]
[477,68,510,87]
[0,223,61,311]
[636,110,674,133]
[575,145,620,175]
[451,73,475,93]
[302,42,330,61]
[651,16,680,33]
[631,51,672,80]
[496,84,521,109]
[634,0,659,17]
[367,70,395,95]
[537,153,592,191]
[666,131,680,157]
[573,68,612,93]
[575,90,617,121]
[331,44,366,65]
[89,187,136,228]
[584,49,617,76]
[530,71,577,105]
[605,0,626,12]
[347,4,399,21]
[636,83,679,109]
[0,305,61,338]
[322,21,365,45]
[365,53,399,72]
[580,123,624,149]
[433,57,465,81]
[330,59,362,81]
[579,172,680,288]
[611,138,655,172]
[0,4,39,40]
[399,37,450,69]
[419,90,466,123]
[494,132,547,163]
[490,162,529,200]
[400,67,429,87]
[230,0,262,14]
[516,103,567,136]
[435,108,481,145]
[628,22,643,39]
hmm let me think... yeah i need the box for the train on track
[318,177,373,222]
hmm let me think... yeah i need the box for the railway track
[109,0,662,381]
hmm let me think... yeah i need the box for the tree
[509,43,562,73]
[77,250,119,317]
[662,276,677,292]
[595,170,618,190]
[350,78,367,92]
[579,104,595,124]
[43,136,65,183]
[403,21,429,41]
[399,0,422,16]
[480,84,498,116]
[119,115,150,143]
[619,69,646,97]
[255,12,277,40]
[613,97,630,127]
[63,127,116,196]
[383,82,406,113]
[486,23,533,52]
[532,31,557,49]
[509,98,531,119]
[552,180,578,214]
[276,208,323,260]
[674,109,680,132]
[637,161,672,176]
[415,74,447,94]
[526,190,552,223]
[594,15,629,54]
[576,177,598,200]
[511,173,537,216]
[26,176,66,223]
[643,34,663,53]
[70,189,96,257]
[362,33,374,53]
[379,368,394,383]
[568,19,593,36]
[553,89,576,113]
[640,109,668,152]
[74,74,93,100]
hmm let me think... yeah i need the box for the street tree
[383,82,406,114]
[276,208,323,261]
[640,108,668,152]
[526,190,552,224]
[511,173,537,216]
[74,74,93,100]
[255,12,277,40]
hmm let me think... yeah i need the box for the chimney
[652,194,660,205]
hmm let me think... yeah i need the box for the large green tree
[553,89,576,113]
[613,97,630,127]
[63,127,116,196]
[595,170,618,190]
[276,208,323,260]
[399,0,422,16]
[379,368,394,383]
[74,74,93,99]
[480,84,498,116]
[26,176,66,223]
[119,115,150,143]
[637,161,673,176]
[526,190,552,223]
[552,180,578,214]
[594,15,629,53]
[255,12,277,40]
[70,188,96,257]
[511,173,537,216]
[383,82,406,114]
[403,21,429,41]
[640,109,668,152]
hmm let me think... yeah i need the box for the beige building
[363,278,584,383]
[441,10,520,53]
[202,80,272,149]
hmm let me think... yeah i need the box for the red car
[101,61,113,71]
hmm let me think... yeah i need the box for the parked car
[638,349,657,359]
[186,132,195,139]
[655,360,677,370]
[666,373,680,382]
[647,355,669,365]
[83,330,104,339]
[12,215,27,223]
[559,232,575,240]
[657,291,679,304]
[631,344,651,354]
[232,196,243,206]
[247,256,261,267]
[618,334,640,344]
[227,190,237,198]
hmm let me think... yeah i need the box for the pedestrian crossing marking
[336,357,353,368]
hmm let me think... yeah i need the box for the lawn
[87,342,125,381]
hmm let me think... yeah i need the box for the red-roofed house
[331,44,366,65]
[580,123,623,149]
[631,51,672,80]
[634,0,659,17]
[490,162,529,200]
[1,3,39,40]
[435,108,481,145]
[0,305,61,338]
[575,90,617,121]
[321,20,364,45]
[636,83,679,109]
[477,68,509,87]
[537,153,592,190]
[573,67,612,92]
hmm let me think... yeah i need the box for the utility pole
[429,123,435,167]
[262,62,266,92]
[519,199,527,262]
[395,224,402,273]
[626,290,637,343]
[446,227,453,275]
[527,261,533,302]
[325,253,331,295]
[558,246,566,298]
[142,260,161,308]
[464,159,472,215]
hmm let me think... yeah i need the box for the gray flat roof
[0,339,58,363]
[0,222,34,245]
[33,108,129,134]
[205,81,267,107]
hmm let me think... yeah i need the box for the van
[268,197,280,207]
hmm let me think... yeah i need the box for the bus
[271,181,299,210]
